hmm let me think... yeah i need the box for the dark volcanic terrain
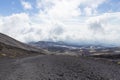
[0,55,120,80]
[0,33,45,58]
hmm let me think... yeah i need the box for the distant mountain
[0,33,46,58]
[29,41,71,52]
[29,41,107,50]
[29,41,120,57]
[29,41,99,56]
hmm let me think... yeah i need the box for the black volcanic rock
[0,55,120,80]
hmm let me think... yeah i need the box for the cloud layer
[21,0,32,10]
[0,0,120,46]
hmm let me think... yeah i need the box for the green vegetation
[0,53,7,57]
[117,61,120,65]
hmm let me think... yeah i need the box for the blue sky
[98,0,120,13]
[0,0,22,15]
[0,0,119,16]
[0,0,120,45]
[0,0,37,16]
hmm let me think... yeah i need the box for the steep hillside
[0,33,45,58]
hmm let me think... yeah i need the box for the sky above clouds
[0,0,120,46]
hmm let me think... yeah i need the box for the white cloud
[86,12,120,45]
[84,7,92,16]
[21,0,32,10]
[0,13,32,42]
[36,0,106,18]
[36,0,81,19]
[0,12,120,46]
[0,0,120,46]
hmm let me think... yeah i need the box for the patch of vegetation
[117,61,120,65]
[0,53,7,57]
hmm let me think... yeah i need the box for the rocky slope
[0,33,45,58]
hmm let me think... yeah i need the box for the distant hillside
[0,33,46,58]
[29,41,80,52]
[29,41,120,58]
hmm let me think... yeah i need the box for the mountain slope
[0,33,45,58]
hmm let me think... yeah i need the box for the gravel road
[0,55,120,80]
